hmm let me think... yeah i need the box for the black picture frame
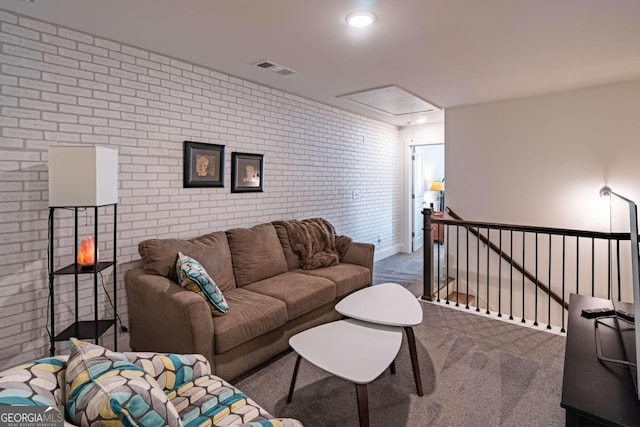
[231,152,264,193]
[183,141,225,188]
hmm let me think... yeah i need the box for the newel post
[422,208,434,301]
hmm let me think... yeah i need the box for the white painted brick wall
[0,10,401,369]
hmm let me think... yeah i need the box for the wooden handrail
[444,207,569,311]
[439,208,628,240]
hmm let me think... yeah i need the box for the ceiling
[4,0,640,127]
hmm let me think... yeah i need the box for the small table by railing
[432,211,445,244]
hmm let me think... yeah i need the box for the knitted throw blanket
[273,218,352,270]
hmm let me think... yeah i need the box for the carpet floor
[373,248,425,297]
[235,302,566,426]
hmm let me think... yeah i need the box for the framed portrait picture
[183,141,225,188]
[231,152,264,193]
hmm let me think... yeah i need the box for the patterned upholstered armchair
[0,339,302,427]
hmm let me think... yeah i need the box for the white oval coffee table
[335,282,424,396]
[288,319,402,427]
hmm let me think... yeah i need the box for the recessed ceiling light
[415,118,427,124]
[346,11,376,28]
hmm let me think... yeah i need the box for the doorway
[411,144,445,252]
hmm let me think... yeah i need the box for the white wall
[445,80,640,230]
[0,10,402,369]
[445,80,640,313]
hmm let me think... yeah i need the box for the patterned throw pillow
[65,338,182,427]
[123,352,211,392]
[0,357,67,406]
[176,252,229,316]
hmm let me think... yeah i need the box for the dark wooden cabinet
[561,294,640,426]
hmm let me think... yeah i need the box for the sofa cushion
[65,339,181,427]
[226,223,288,286]
[176,252,229,316]
[139,231,236,292]
[273,222,300,270]
[243,272,336,320]
[213,288,288,354]
[299,263,371,297]
[0,357,66,406]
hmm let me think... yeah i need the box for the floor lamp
[599,185,640,399]
[600,186,640,300]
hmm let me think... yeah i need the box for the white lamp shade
[48,145,118,207]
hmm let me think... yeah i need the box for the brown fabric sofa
[125,220,374,380]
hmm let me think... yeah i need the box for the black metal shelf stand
[48,203,117,356]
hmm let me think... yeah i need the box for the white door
[412,152,425,252]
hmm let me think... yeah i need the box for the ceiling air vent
[254,60,297,76]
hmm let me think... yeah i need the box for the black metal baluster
[591,238,595,297]
[547,234,552,330]
[522,231,526,323]
[510,231,514,320]
[486,228,490,315]
[498,229,502,317]
[456,226,460,307]
[576,237,579,295]
[616,239,621,301]
[608,238,612,300]
[534,232,539,326]
[466,228,470,309]
[476,226,480,312]
[446,225,450,304]
[561,235,566,333]
[436,228,441,303]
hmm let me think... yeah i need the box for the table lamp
[430,180,444,211]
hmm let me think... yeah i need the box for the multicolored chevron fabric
[167,374,280,427]
[123,352,211,392]
[236,420,304,427]
[0,357,66,406]
[1,347,303,427]
[176,252,229,316]
[65,338,182,427]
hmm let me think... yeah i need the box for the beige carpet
[373,248,425,297]
[235,302,566,427]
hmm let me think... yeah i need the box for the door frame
[403,141,445,254]
[411,148,425,252]
[398,120,445,256]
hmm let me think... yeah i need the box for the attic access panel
[337,85,440,117]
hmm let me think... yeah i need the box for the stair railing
[446,207,568,311]
[422,207,630,332]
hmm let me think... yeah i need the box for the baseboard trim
[374,244,402,262]
[421,299,566,336]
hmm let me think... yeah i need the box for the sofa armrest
[124,268,214,364]
[342,242,375,282]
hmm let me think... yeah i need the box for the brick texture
[0,11,401,369]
